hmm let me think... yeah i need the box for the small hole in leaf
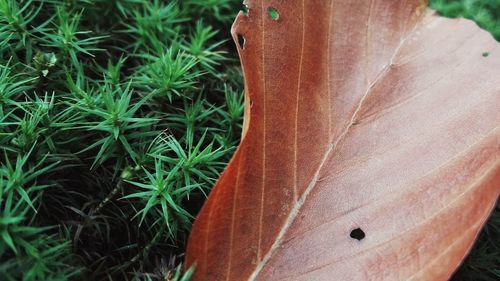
[237,34,245,49]
[243,4,249,16]
[350,228,365,241]
[267,7,280,20]
[482,52,490,57]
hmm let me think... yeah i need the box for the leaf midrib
[247,10,424,280]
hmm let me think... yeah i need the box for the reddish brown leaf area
[186,0,500,280]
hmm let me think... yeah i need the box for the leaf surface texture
[186,1,500,280]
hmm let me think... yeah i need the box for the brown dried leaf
[186,1,500,280]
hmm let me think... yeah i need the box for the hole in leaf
[237,34,245,49]
[267,7,280,20]
[482,52,490,57]
[243,4,249,16]
[350,228,365,241]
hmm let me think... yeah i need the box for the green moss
[0,0,242,279]
[430,0,500,40]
